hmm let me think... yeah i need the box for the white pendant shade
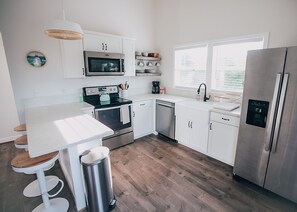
[45,20,83,40]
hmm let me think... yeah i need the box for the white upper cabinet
[60,40,85,78]
[83,33,122,53]
[122,38,135,76]
[61,30,135,78]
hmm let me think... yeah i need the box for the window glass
[211,40,264,92]
[174,46,207,88]
[174,34,266,93]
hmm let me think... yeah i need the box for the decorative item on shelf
[27,51,46,67]
[148,53,160,58]
[119,81,129,98]
[160,86,166,94]
[135,51,141,56]
[142,52,148,57]
[44,0,83,40]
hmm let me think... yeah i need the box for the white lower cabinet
[175,105,209,154]
[133,100,154,139]
[208,112,239,166]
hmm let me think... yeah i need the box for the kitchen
[1,0,297,211]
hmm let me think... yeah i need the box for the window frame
[173,32,269,94]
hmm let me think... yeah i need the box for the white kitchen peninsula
[25,102,113,211]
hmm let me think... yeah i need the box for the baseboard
[0,135,19,144]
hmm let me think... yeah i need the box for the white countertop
[25,102,113,158]
[128,93,241,117]
[128,94,190,103]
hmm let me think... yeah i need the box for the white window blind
[211,39,264,92]
[174,46,207,88]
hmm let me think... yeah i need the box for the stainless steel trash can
[80,146,116,212]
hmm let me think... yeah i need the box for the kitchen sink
[176,100,214,111]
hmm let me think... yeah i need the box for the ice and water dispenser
[246,99,269,128]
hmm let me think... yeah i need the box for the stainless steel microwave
[84,51,125,76]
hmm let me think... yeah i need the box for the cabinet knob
[210,123,212,130]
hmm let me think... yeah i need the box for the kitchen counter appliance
[84,51,125,76]
[83,85,134,150]
[233,46,297,203]
[156,100,175,140]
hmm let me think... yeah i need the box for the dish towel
[120,105,130,124]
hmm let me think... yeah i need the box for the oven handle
[95,104,132,112]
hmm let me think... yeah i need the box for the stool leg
[36,169,50,208]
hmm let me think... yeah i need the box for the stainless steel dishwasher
[156,100,175,140]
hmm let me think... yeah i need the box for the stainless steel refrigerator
[233,46,297,203]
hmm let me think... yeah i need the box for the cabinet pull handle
[102,43,104,51]
[190,121,193,128]
[210,123,212,130]
[82,68,85,75]
[133,111,135,117]
[140,103,146,106]
[105,43,107,51]
[222,118,230,121]
[188,121,190,128]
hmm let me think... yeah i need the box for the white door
[104,36,122,53]
[83,34,106,52]
[60,40,85,78]
[175,115,190,147]
[208,121,239,166]
[133,101,153,139]
[122,38,135,76]
[0,33,20,143]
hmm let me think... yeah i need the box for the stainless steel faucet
[197,83,210,102]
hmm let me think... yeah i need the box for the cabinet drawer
[211,112,239,126]
[133,100,152,110]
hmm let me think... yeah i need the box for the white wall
[155,0,297,97]
[0,33,20,143]
[0,0,159,122]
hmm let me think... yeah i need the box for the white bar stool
[13,135,59,198]
[11,151,69,212]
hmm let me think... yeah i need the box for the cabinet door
[83,34,106,52]
[175,115,190,147]
[122,38,135,76]
[190,111,209,154]
[60,40,85,78]
[133,101,153,139]
[104,36,122,53]
[208,121,239,166]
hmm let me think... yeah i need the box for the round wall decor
[27,51,46,67]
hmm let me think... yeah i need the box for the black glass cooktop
[84,97,132,109]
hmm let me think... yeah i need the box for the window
[174,45,207,88]
[174,34,267,92]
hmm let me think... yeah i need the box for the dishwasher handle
[156,101,175,108]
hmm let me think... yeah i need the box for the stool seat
[14,135,28,145]
[14,124,27,132]
[11,151,58,169]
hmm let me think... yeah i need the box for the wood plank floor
[1,134,297,211]
[110,134,297,212]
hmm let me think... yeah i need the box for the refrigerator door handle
[265,73,282,151]
[271,73,289,153]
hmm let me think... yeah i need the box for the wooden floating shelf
[136,72,161,76]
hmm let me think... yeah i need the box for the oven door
[95,104,133,137]
[84,51,125,76]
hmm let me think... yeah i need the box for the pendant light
[45,0,83,40]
